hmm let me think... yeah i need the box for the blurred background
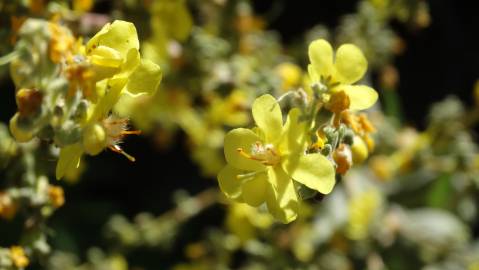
[1,0,479,269]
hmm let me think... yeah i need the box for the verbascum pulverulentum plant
[218,39,378,223]
[5,18,162,180]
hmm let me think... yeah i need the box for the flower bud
[343,129,355,145]
[16,88,43,117]
[83,123,106,155]
[9,113,34,142]
[351,136,369,164]
[333,144,352,175]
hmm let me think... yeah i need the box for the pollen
[102,115,141,162]
[237,141,281,166]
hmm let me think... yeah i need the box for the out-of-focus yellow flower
[9,246,29,268]
[218,94,335,223]
[28,0,46,14]
[48,186,65,208]
[0,192,17,220]
[381,130,430,176]
[369,155,394,181]
[143,0,192,66]
[415,2,431,28]
[380,65,399,89]
[206,90,249,127]
[73,0,94,13]
[292,225,315,262]
[308,39,378,111]
[226,203,273,242]
[347,188,381,240]
[275,63,302,91]
[106,255,128,270]
[235,12,265,34]
[369,0,389,9]
[185,242,207,260]
[469,261,479,270]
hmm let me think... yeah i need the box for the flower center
[102,115,141,161]
[237,141,281,166]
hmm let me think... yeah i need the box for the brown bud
[333,144,352,175]
[16,88,43,117]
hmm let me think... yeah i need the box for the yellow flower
[73,0,94,13]
[218,94,335,223]
[226,203,273,242]
[56,21,162,180]
[275,62,302,91]
[346,188,381,240]
[9,246,29,268]
[206,90,249,127]
[142,0,192,65]
[48,186,65,208]
[308,39,378,111]
[0,192,17,220]
[469,261,479,270]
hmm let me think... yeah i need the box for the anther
[109,145,136,162]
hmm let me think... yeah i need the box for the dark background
[1,0,478,267]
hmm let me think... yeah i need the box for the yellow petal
[89,45,123,68]
[91,77,129,121]
[241,171,268,207]
[342,85,378,111]
[124,59,162,97]
[334,44,367,84]
[308,39,334,80]
[224,128,266,171]
[116,48,141,79]
[307,64,319,84]
[265,167,299,223]
[218,165,245,200]
[86,20,139,58]
[279,108,307,154]
[282,153,335,194]
[252,94,283,143]
[56,143,83,180]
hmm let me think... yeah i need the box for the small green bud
[72,100,88,121]
[337,124,347,139]
[323,126,336,143]
[321,144,332,156]
[343,129,355,145]
[54,122,82,146]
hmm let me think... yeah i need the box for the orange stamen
[121,130,142,135]
[237,148,254,160]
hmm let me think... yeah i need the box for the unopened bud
[83,124,106,155]
[9,113,34,142]
[351,136,369,164]
[16,88,43,117]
